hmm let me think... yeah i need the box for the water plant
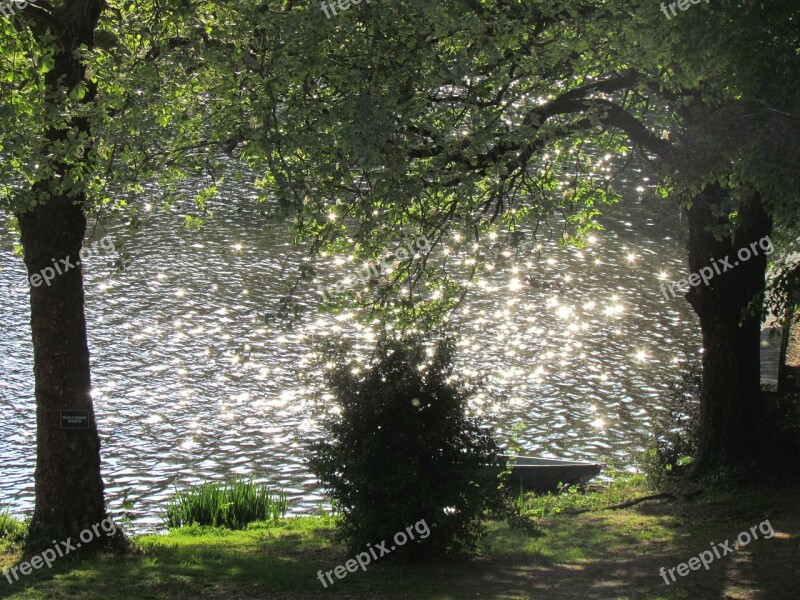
[163,478,287,530]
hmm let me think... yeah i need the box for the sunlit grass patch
[517,471,650,519]
[0,508,26,544]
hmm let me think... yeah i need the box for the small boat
[484,455,604,493]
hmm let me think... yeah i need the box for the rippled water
[0,166,703,532]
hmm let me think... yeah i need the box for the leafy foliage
[309,335,501,558]
[641,366,701,486]
[163,478,287,530]
[209,1,642,325]
[761,234,800,328]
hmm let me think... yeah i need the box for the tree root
[563,489,703,515]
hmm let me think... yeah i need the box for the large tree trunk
[17,200,108,545]
[15,0,111,547]
[686,184,771,474]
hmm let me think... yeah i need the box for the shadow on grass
[0,489,798,599]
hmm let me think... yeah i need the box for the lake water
[0,164,704,532]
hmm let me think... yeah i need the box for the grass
[1,480,798,599]
[516,470,650,518]
[162,478,288,530]
[0,509,25,551]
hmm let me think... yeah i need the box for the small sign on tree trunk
[60,410,90,429]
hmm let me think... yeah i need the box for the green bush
[308,335,501,559]
[163,478,287,530]
[642,365,701,486]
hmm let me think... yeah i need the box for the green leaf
[69,82,87,100]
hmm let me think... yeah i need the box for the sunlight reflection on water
[0,169,701,531]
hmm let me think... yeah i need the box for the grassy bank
[1,480,798,599]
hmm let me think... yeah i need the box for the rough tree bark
[15,0,112,546]
[686,184,772,474]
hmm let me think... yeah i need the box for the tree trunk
[686,184,772,474]
[17,201,108,546]
[15,0,111,547]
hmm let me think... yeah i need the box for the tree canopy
[1,0,799,544]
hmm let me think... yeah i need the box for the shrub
[642,365,701,486]
[163,478,287,530]
[308,335,501,558]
